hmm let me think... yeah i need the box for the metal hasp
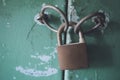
[38,5,69,33]
[74,11,107,34]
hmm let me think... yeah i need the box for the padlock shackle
[57,22,85,46]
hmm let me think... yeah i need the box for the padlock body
[57,43,88,70]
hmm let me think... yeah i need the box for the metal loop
[74,12,106,34]
[40,5,69,32]
[57,22,77,45]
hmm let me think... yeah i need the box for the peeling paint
[34,13,44,26]
[99,10,110,34]
[16,66,58,77]
[30,47,56,63]
[64,0,79,80]
[15,47,57,77]
[68,0,79,22]
[92,10,110,34]
[31,54,52,63]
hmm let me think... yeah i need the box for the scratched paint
[30,54,52,63]
[15,46,58,77]
[16,66,58,77]
[68,0,79,22]
[91,10,110,34]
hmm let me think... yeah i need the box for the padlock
[57,22,88,70]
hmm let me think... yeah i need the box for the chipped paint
[34,13,44,26]
[16,66,58,77]
[64,0,80,80]
[31,54,52,63]
[15,47,57,77]
[92,10,110,34]
[30,47,56,62]
[68,0,79,22]
[98,10,110,34]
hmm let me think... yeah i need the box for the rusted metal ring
[40,5,69,32]
[74,12,106,34]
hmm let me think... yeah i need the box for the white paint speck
[55,5,58,7]
[16,66,58,77]
[31,55,37,58]
[75,74,79,78]
[34,13,44,26]
[42,3,46,7]
[38,55,51,63]
[13,76,16,80]
[31,54,51,63]
[43,47,51,49]
[40,62,44,65]
[45,67,48,69]
[6,22,11,28]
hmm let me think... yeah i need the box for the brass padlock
[57,22,88,70]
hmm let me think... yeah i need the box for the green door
[0,0,66,80]
[66,0,120,80]
[0,0,120,80]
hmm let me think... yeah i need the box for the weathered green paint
[1,0,120,80]
[67,0,120,80]
[0,0,65,80]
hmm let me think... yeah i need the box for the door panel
[0,0,65,80]
[67,0,120,80]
